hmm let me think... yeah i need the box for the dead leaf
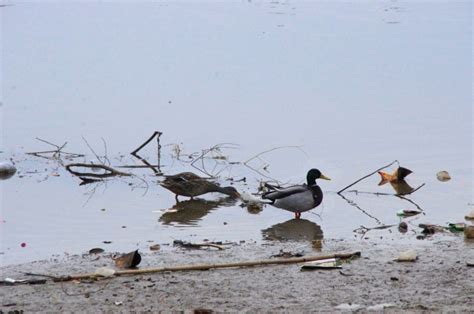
[114,250,141,269]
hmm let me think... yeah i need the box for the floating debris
[396,249,417,262]
[397,209,422,217]
[436,171,451,182]
[464,226,474,239]
[89,248,105,254]
[465,209,474,220]
[420,223,445,235]
[448,223,466,232]
[398,222,408,233]
[149,244,161,251]
[114,250,141,269]
[0,162,16,180]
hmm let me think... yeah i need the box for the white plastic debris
[396,249,417,262]
[94,267,116,277]
[436,171,451,182]
[465,209,474,220]
[0,162,16,180]
[240,192,263,204]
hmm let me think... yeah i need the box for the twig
[82,136,105,165]
[65,163,131,178]
[131,131,162,155]
[345,183,425,197]
[53,251,361,281]
[354,224,396,238]
[337,160,399,194]
[131,131,163,175]
[338,193,382,225]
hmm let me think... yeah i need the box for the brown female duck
[160,172,240,201]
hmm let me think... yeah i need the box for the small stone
[436,171,451,182]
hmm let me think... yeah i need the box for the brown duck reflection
[262,218,323,241]
[159,196,237,226]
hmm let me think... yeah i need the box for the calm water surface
[1,1,472,265]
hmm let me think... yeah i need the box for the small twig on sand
[337,160,399,194]
[65,163,131,178]
[354,224,396,238]
[53,251,361,282]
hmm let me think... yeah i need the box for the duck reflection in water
[159,196,237,226]
[262,218,323,241]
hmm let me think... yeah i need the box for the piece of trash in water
[114,250,141,269]
[396,249,417,262]
[419,223,445,235]
[94,267,116,277]
[301,258,342,270]
[448,222,466,232]
[465,209,474,220]
[398,222,408,233]
[149,244,161,251]
[464,225,474,239]
[240,192,264,213]
[466,261,474,267]
[0,162,17,180]
[89,248,105,254]
[436,171,451,182]
[397,209,422,217]
[114,301,123,306]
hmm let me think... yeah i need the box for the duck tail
[377,171,390,186]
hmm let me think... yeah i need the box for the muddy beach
[1,1,472,312]
[1,238,473,312]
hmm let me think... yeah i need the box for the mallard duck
[160,172,240,201]
[262,168,330,219]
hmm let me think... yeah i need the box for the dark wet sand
[1,238,473,312]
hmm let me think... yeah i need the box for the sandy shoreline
[1,237,473,313]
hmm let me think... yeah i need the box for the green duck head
[307,168,331,185]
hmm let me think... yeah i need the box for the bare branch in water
[65,163,132,178]
[345,183,426,197]
[131,131,162,175]
[27,138,84,161]
[338,193,383,225]
[337,160,399,194]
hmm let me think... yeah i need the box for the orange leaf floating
[377,167,412,185]
[378,167,415,195]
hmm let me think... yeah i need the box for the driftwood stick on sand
[65,163,132,178]
[337,160,399,194]
[54,251,361,282]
